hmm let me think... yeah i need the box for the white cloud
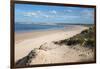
[67,15,79,18]
[22,11,51,18]
[82,9,94,17]
[42,14,56,18]
[43,15,49,18]
[20,10,80,19]
[60,15,79,19]
[66,9,73,12]
[23,12,37,17]
[50,10,57,14]
[37,11,41,13]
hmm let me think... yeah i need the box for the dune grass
[53,25,95,48]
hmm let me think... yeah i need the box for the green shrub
[54,26,95,48]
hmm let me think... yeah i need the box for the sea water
[15,23,64,32]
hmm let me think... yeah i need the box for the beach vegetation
[53,26,95,48]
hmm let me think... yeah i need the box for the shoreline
[15,25,89,63]
[15,25,85,43]
[15,28,65,44]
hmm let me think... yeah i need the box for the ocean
[15,23,64,32]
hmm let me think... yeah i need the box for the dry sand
[15,25,94,65]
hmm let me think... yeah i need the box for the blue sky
[15,4,94,24]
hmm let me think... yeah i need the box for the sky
[15,4,94,24]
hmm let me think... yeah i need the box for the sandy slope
[15,25,94,64]
[30,44,94,65]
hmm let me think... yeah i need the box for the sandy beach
[15,25,94,65]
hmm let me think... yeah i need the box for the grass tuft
[53,26,95,48]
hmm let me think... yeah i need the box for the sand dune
[15,25,94,66]
[30,44,94,65]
